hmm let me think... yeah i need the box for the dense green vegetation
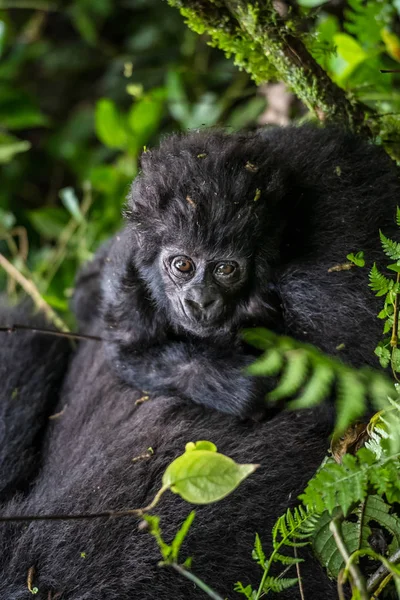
[4,1,400,598]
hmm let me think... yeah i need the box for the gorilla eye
[171,256,195,275]
[214,263,237,277]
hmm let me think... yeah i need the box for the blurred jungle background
[2,0,400,322]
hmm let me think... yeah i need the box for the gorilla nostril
[185,297,216,316]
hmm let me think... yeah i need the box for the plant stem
[0,252,68,332]
[0,485,170,523]
[367,547,400,593]
[171,564,226,600]
[329,517,369,600]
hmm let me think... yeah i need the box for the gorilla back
[0,125,399,599]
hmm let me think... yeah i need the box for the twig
[0,324,102,342]
[0,253,68,332]
[44,182,93,291]
[170,564,226,600]
[367,547,400,593]
[0,485,169,523]
[294,546,305,600]
[329,517,369,600]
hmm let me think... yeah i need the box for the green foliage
[368,217,400,377]
[235,507,317,599]
[0,0,261,305]
[244,328,395,433]
[347,251,365,267]
[144,511,195,564]
[162,443,258,504]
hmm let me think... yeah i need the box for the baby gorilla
[0,126,398,599]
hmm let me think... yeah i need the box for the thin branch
[329,517,369,600]
[367,547,400,593]
[168,0,375,135]
[0,324,102,342]
[170,564,226,600]
[294,546,305,600]
[0,485,169,524]
[0,253,68,332]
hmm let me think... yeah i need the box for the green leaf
[300,455,370,515]
[332,33,367,81]
[0,132,30,164]
[95,99,128,150]
[262,576,298,593]
[242,328,274,350]
[374,344,391,369]
[290,362,334,409]
[166,69,191,126]
[0,208,16,230]
[346,251,365,267]
[380,230,400,260]
[396,206,400,228]
[335,370,366,434]
[59,187,84,223]
[247,349,283,376]
[268,350,309,401]
[170,511,196,562]
[162,449,258,504]
[234,582,254,599]
[252,533,266,566]
[387,263,400,273]
[185,441,217,453]
[27,207,69,239]
[297,0,326,6]
[127,91,164,152]
[143,514,171,561]
[369,263,393,296]
[312,509,361,578]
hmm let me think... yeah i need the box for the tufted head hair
[125,129,289,266]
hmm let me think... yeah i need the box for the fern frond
[247,349,283,376]
[252,533,266,566]
[369,263,393,296]
[290,361,335,409]
[273,506,316,548]
[379,230,400,261]
[300,455,369,515]
[335,370,366,434]
[396,206,400,228]
[262,576,298,593]
[268,350,309,401]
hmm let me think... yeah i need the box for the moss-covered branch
[167,0,375,135]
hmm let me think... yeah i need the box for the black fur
[0,125,398,599]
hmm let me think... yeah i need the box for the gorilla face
[158,247,251,337]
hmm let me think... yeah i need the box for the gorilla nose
[184,291,221,320]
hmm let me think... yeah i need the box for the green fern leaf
[379,230,400,260]
[268,350,309,401]
[262,576,298,593]
[247,349,283,376]
[300,456,369,515]
[289,361,335,409]
[234,581,254,599]
[273,553,304,565]
[252,533,266,566]
[397,206,400,228]
[335,370,366,434]
[369,263,393,296]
